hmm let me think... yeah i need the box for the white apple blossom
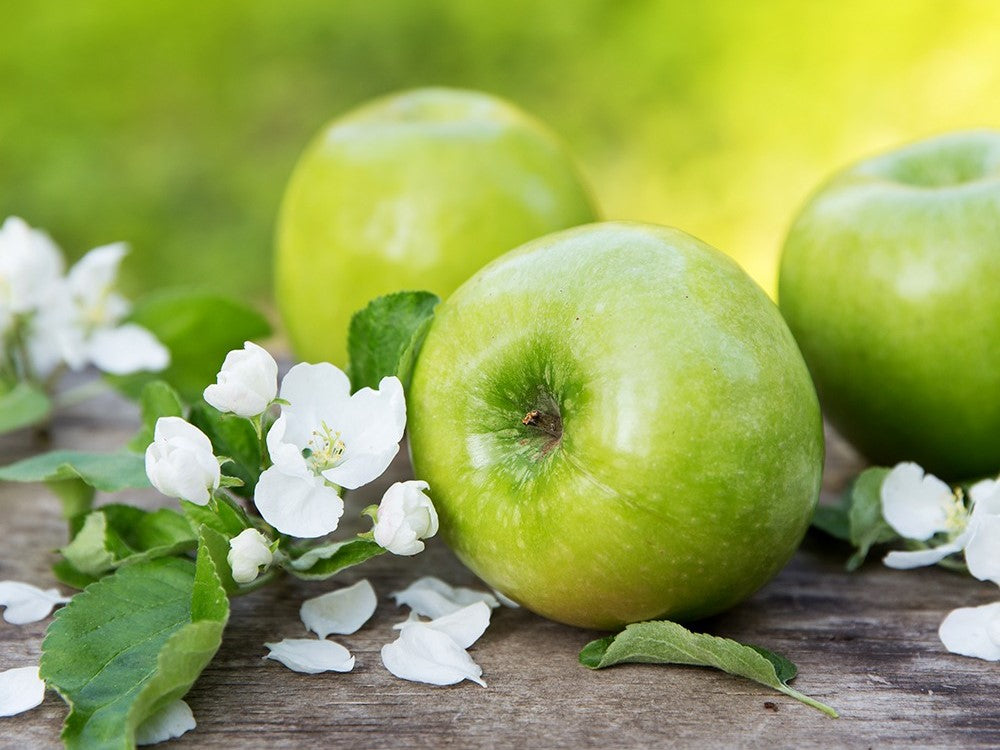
[135,699,196,746]
[939,602,1000,661]
[880,463,1000,576]
[373,480,439,556]
[0,666,46,717]
[204,342,278,417]
[253,363,405,538]
[381,621,486,687]
[0,581,70,624]
[391,576,500,619]
[227,529,273,584]
[881,462,972,569]
[0,217,168,378]
[0,217,63,317]
[264,639,355,674]
[300,579,377,638]
[145,417,220,505]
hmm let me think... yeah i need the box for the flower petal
[381,623,486,686]
[965,515,1000,584]
[373,480,438,556]
[322,376,406,490]
[939,602,1000,661]
[300,579,377,638]
[0,666,45,717]
[66,243,127,313]
[391,576,500,619]
[883,540,966,570]
[254,467,344,538]
[88,323,170,375]
[135,699,196,746]
[277,362,352,447]
[880,462,954,540]
[492,589,521,608]
[264,639,355,673]
[0,581,70,624]
[395,601,492,649]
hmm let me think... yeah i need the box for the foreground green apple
[276,87,597,365]
[779,131,1000,480]
[408,222,823,629]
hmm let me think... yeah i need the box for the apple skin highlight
[779,131,1000,481]
[409,222,824,630]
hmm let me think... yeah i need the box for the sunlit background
[2,0,998,308]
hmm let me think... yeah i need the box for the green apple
[276,87,597,365]
[408,222,823,630]
[779,131,1000,480]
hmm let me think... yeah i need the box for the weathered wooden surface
[2,389,999,749]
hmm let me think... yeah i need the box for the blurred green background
[2,0,998,311]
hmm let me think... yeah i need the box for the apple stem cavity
[522,407,563,456]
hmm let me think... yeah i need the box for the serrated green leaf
[106,289,271,402]
[180,496,252,539]
[0,381,51,433]
[193,525,239,597]
[58,505,198,587]
[41,537,229,750]
[284,537,384,580]
[845,467,896,571]
[127,381,184,452]
[579,620,838,718]
[188,401,260,497]
[347,291,439,392]
[0,450,149,491]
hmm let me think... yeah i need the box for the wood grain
[2,389,998,749]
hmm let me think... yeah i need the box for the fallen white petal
[939,602,1000,661]
[883,540,965,570]
[135,699,196,746]
[0,666,45,717]
[264,639,355,674]
[300,579,377,638]
[0,581,70,624]
[395,601,492,649]
[391,576,499,619]
[381,624,485,687]
[880,462,954,540]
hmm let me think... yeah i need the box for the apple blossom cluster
[144,341,439,576]
[0,216,168,385]
[879,462,1000,661]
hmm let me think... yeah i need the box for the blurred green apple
[408,222,823,630]
[276,87,597,365]
[779,131,1000,480]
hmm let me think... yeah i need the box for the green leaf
[58,504,198,583]
[347,291,439,392]
[845,467,896,571]
[0,381,51,434]
[107,289,271,402]
[180,496,252,539]
[0,450,149,491]
[47,478,96,522]
[41,533,229,750]
[188,401,260,496]
[193,525,239,597]
[810,498,850,541]
[127,381,184,452]
[284,537,385,580]
[579,620,838,718]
